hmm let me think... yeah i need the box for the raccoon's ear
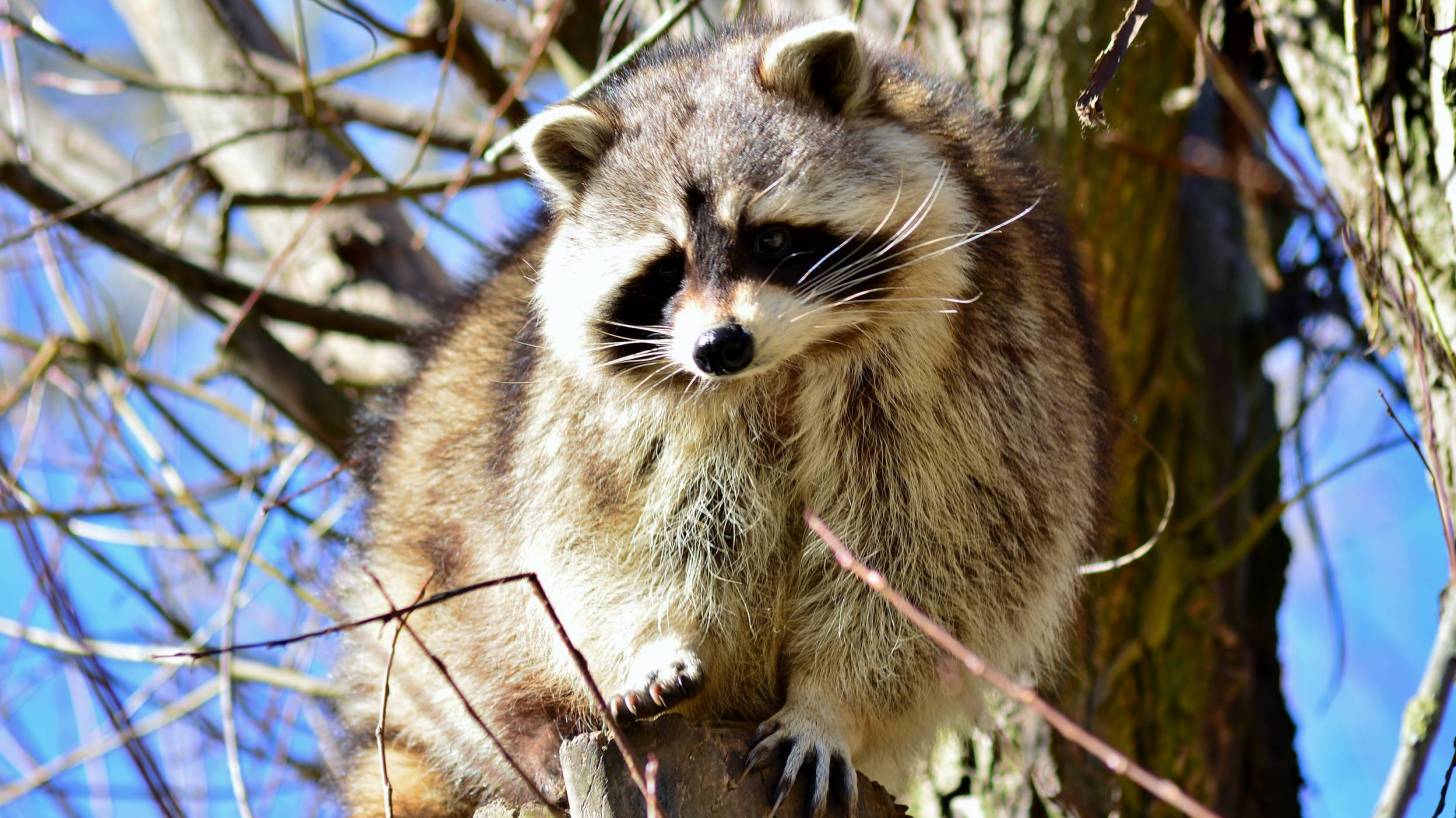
[517,104,615,203]
[758,17,870,115]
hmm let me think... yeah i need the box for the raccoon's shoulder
[355,213,549,495]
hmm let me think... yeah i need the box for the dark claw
[832,755,858,814]
[743,730,781,776]
[752,720,779,743]
[768,740,808,818]
[746,723,858,817]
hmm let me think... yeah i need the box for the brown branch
[359,568,561,814]
[415,0,531,127]
[804,509,1225,818]
[219,161,364,348]
[1075,0,1154,128]
[0,120,306,254]
[213,311,357,459]
[163,566,654,808]
[227,163,522,207]
[423,0,568,245]
[0,159,413,343]
[157,574,541,659]
[374,576,437,818]
[311,88,482,151]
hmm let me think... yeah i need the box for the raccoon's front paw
[744,711,858,817]
[607,644,704,722]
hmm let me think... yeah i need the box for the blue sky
[0,2,1452,816]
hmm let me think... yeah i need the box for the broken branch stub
[557,716,906,818]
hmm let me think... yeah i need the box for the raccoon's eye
[751,226,792,259]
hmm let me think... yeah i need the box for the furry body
[336,18,1110,817]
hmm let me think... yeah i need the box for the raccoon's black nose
[693,325,755,376]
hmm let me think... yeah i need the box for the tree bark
[556,717,906,818]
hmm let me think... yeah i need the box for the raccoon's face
[518,18,972,388]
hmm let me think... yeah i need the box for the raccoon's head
[518,18,974,388]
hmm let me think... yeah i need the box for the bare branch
[0,157,413,343]
[1374,594,1456,818]
[413,0,531,126]
[0,616,336,697]
[0,474,185,817]
[805,510,1224,818]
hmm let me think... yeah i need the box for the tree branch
[0,158,412,343]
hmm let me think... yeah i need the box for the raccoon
[335,16,1111,818]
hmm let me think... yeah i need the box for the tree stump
[558,716,907,817]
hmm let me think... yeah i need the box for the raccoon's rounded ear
[517,104,615,203]
[758,17,870,115]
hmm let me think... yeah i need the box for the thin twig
[417,0,530,126]
[2,10,414,98]
[162,566,654,807]
[1371,373,1456,818]
[805,509,1224,818]
[0,482,185,816]
[418,0,568,248]
[1081,420,1174,574]
[375,577,434,818]
[476,0,701,170]
[1378,388,1456,570]
[158,573,541,659]
[359,569,563,815]
[0,616,335,697]
[218,160,363,348]
[0,160,413,342]
[518,573,651,800]
[0,679,221,807]
[219,441,314,818]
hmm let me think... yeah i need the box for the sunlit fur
[335,17,1111,817]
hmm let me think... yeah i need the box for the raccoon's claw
[744,719,858,817]
[607,651,704,723]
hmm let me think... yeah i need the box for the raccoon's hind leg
[343,695,574,817]
[342,737,473,818]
